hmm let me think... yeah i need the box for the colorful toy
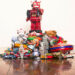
[3,55,16,59]
[50,45,73,53]
[26,0,44,33]
[2,0,74,60]
[14,43,27,48]
[45,30,66,46]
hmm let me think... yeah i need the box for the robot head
[32,1,40,8]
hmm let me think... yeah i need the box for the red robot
[26,0,44,33]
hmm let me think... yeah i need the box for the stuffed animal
[45,30,67,46]
[45,30,57,38]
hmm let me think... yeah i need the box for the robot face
[33,1,40,8]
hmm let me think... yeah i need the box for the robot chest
[31,11,37,17]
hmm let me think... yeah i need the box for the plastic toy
[14,43,27,48]
[32,48,40,58]
[17,28,27,43]
[13,48,19,54]
[50,45,73,53]
[19,45,25,59]
[3,55,16,59]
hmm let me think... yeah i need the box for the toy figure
[17,28,28,44]
[19,45,25,59]
[32,48,40,60]
[42,34,49,50]
[26,0,44,33]
[39,42,47,58]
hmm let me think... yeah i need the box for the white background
[0,0,75,47]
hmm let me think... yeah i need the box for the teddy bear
[45,30,67,46]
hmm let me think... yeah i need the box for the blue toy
[13,48,19,54]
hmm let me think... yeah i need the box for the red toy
[26,0,44,33]
[50,45,73,53]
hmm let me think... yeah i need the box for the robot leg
[30,21,35,33]
[35,21,42,33]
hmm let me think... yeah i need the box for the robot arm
[36,8,44,17]
[40,9,44,15]
[26,10,31,21]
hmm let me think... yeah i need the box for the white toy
[17,28,28,44]
[42,34,49,50]
[19,45,25,59]
[39,42,47,56]
[32,48,40,57]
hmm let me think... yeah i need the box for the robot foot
[29,30,42,33]
[29,30,35,33]
[35,30,42,33]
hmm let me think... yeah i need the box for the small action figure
[17,28,28,44]
[19,45,25,59]
[32,48,40,59]
[26,0,44,33]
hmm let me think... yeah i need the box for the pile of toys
[3,29,43,59]
[2,29,73,59]
[45,30,73,59]
[1,0,73,59]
